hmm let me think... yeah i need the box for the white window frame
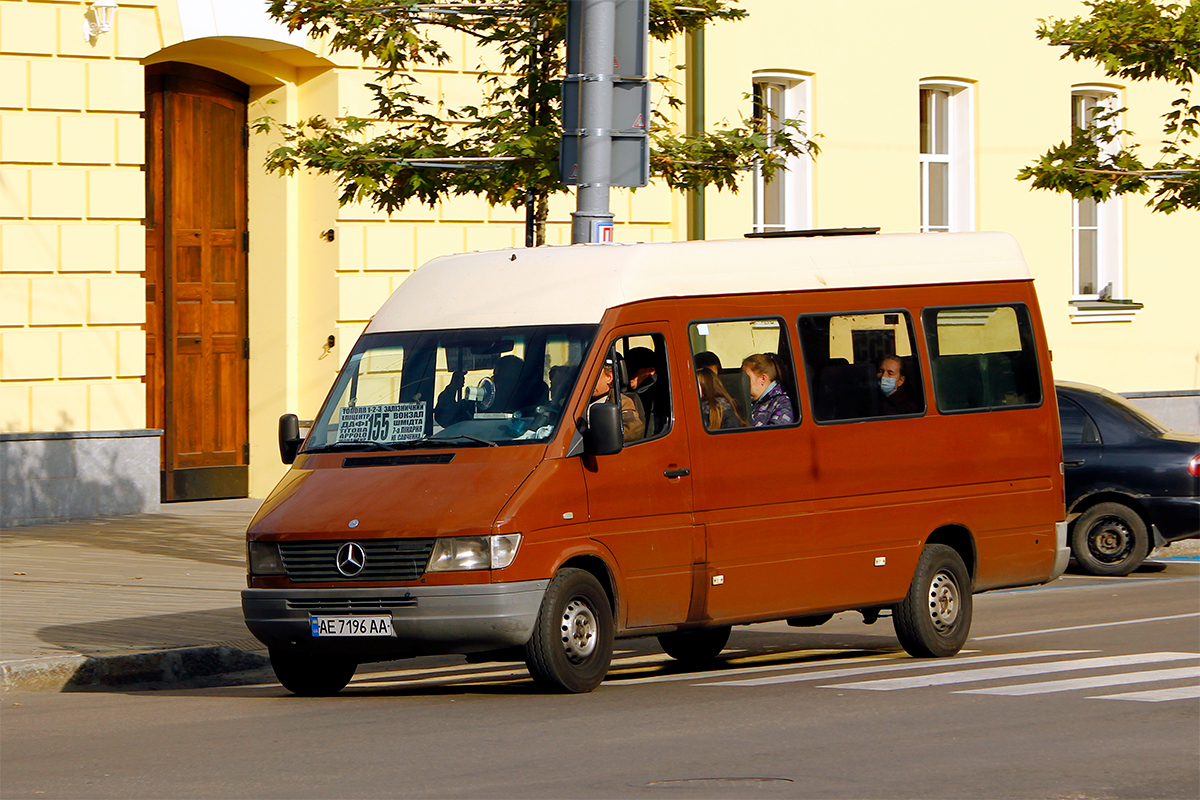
[918,79,974,233]
[752,72,813,233]
[1071,86,1124,302]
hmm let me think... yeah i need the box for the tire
[893,544,972,658]
[1070,502,1150,577]
[269,649,357,696]
[524,568,614,693]
[658,626,731,664]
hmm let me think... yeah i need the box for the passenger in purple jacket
[742,353,795,426]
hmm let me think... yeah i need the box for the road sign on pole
[559,133,649,188]
[563,0,650,243]
[566,0,649,79]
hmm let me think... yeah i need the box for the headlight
[248,541,285,575]
[426,534,522,572]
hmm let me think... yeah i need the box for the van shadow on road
[148,626,908,699]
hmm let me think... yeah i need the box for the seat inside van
[815,360,878,421]
[717,369,752,424]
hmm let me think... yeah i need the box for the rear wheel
[1070,502,1149,577]
[658,626,731,664]
[893,544,972,658]
[524,568,614,693]
[269,649,357,696]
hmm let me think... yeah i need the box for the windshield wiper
[393,435,499,448]
[304,441,406,454]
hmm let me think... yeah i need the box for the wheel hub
[560,598,597,663]
[927,570,960,633]
[1088,517,1132,562]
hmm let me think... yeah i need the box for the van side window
[601,333,671,443]
[799,311,925,422]
[1058,396,1101,445]
[688,318,799,430]
[922,305,1043,412]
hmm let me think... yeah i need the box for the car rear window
[1101,393,1170,436]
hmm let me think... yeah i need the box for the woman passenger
[741,353,795,427]
[696,368,745,430]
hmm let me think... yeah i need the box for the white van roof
[366,231,1030,333]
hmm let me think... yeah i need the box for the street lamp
[83,0,118,40]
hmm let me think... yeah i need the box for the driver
[589,357,644,442]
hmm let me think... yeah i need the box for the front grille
[286,595,418,611]
[279,539,434,582]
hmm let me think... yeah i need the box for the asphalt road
[2,562,1197,800]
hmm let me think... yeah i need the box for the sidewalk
[1,498,270,692]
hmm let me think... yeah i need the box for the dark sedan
[1057,381,1200,575]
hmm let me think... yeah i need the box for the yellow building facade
[0,0,1196,524]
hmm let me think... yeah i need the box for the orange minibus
[242,230,1068,695]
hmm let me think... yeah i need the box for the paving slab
[0,499,267,692]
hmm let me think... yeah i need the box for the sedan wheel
[1070,502,1150,577]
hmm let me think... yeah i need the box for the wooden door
[145,63,249,501]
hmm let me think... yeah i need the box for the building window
[1072,88,1122,299]
[919,80,973,233]
[752,73,812,233]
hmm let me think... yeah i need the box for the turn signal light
[1188,455,1200,478]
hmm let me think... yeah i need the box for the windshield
[303,325,598,452]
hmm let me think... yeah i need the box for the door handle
[1064,460,1084,467]
[663,468,690,479]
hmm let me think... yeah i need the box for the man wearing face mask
[877,355,920,415]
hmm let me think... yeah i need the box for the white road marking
[1092,685,1200,703]
[610,650,885,685]
[970,612,1200,641]
[822,652,1197,691]
[958,665,1200,696]
[700,650,1089,688]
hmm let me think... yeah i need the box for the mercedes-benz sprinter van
[242,230,1068,695]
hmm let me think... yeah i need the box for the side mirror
[278,414,303,464]
[584,403,624,457]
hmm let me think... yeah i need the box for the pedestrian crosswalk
[699,649,1200,704]
[350,648,1200,704]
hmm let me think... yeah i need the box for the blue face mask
[880,376,898,395]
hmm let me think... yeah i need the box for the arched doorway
[145,63,249,501]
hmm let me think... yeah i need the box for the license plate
[310,615,395,637]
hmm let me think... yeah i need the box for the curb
[1,646,271,694]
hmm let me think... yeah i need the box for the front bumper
[242,580,549,662]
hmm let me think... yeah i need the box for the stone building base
[1123,391,1200,435]
[0,430,162,528]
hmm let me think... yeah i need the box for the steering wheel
[515,403,556,430]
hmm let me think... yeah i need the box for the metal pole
[570,0,616,244]
[525,16,538,248]
[686,25,705,241]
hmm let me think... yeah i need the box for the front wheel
[1070,502,1149,577]
[524,568,614,693]
[893,544,972,658]
[269,649,357,696]
[658,626,731,664]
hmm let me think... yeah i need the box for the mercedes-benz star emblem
[335,542,366,577]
